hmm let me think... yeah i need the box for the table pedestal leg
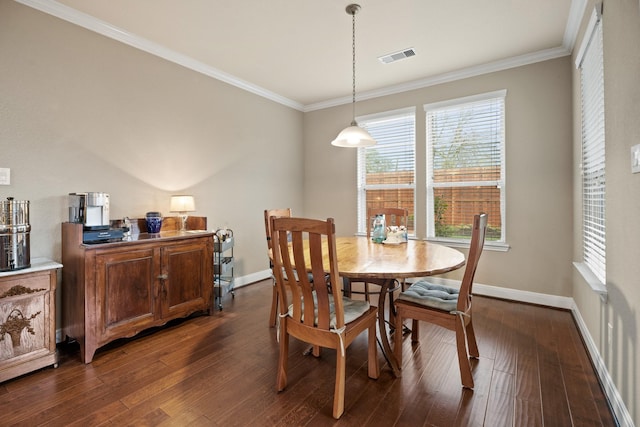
[374,278,401,377]
[342,276,401,376]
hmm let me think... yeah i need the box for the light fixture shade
[170,195,196,212]
[331,124,376,148]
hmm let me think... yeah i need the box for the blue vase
[145,212,162,234]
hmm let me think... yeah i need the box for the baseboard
[571,302,634,427]
[233,269,272,289]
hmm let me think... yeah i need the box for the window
[425,91,506,243]
[575,4,605,287]
[357,108,416,234]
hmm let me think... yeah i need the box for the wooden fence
[366,167,501,229]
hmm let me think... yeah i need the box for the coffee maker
[69,192,123,242]
[69,192,110,229]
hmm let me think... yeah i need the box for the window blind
[425,92,505,242]
[357,109,416,233]
[429,98,503,182]
[579,10,606,284]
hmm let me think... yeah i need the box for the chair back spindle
[457,213,488,314]
[264,208,293,327]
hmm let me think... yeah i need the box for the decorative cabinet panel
[61,221,213,363]
[94,247,157,343]
[0,259,61,382]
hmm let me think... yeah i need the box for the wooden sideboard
[0,258,61,382]
[61,217,213,363]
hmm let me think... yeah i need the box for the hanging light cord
[351,8,357,125]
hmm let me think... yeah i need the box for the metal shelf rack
[213,228,234,310]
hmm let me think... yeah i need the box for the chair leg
[466,318,479,358]
[269,278,278,327]
[455,321,474,389]
[411,320,420,343]
[333,348,346,419]
[276,322,289,391]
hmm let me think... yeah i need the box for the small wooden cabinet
[0,259,61,382]
[61,219,213,363]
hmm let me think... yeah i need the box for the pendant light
[331,4,377,148]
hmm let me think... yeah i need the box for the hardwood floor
[0,280,616,426]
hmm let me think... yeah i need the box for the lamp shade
[331,124,377,148]
[170,195,195,212]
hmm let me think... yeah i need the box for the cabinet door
[95,248,159,342]
[0,273,51,362]
[161,238,211,318]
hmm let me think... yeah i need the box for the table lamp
[170,195,195,231]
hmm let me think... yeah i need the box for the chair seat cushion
[397,281,459,312]
[288,293,371,329]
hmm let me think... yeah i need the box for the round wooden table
[330,237,466,376]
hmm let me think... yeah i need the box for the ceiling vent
[378,48,416,64]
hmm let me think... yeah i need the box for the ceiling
[21,0,581,111]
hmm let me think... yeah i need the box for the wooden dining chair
[366,207,409,239]
[264,208,292,327]
[393,213,488,389]
[271,216,379,419]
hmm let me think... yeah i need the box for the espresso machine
[68,192,123,242]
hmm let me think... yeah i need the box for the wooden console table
[0,258,61,382]
[61,216,213,363]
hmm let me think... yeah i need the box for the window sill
[426,238,510,252]
[352,234,510,252]
[573,261,608,302]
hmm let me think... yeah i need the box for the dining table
[319,236,466,377]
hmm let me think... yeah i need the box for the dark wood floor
[0,280,616,426]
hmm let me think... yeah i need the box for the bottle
[123,217,131,237]
[372,214,386,243]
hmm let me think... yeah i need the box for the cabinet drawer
[0,274,50,297]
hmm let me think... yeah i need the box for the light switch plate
[632,145,640,174]
[0,168,10,185]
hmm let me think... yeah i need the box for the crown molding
[563,0,587,51]
[303,46,571,112]
[14,0,305,111]
[16,0,583,114]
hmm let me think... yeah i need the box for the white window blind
[357,108,416,234]
[425,91,506,242]
[577,6,606,285]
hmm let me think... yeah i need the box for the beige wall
[304,57,574,297]
[0,1,304,281]
[572,1,640,424]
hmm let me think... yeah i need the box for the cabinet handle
[158,274,168,280]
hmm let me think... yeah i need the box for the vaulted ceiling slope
[17,0,582,111]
